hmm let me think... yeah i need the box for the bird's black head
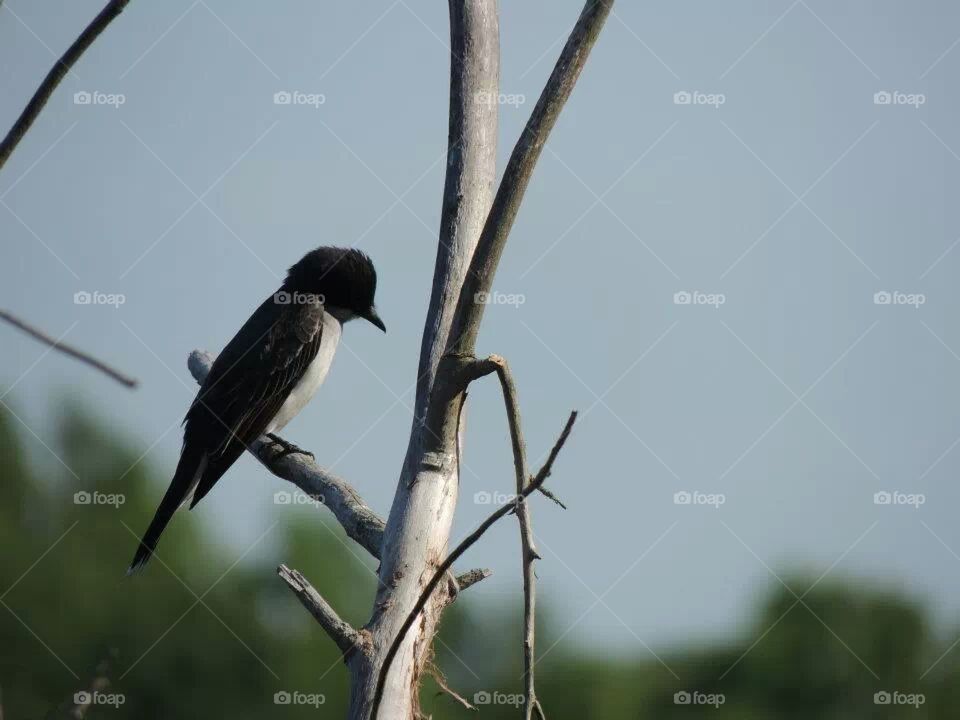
[284,247,385,331]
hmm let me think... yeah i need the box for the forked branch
[449,0,615,355]
[370,411,578,720]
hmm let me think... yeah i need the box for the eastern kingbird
[129,247,385,573]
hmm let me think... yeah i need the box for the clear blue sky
[3,0,960,660]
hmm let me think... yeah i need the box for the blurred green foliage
[0,403,955,718]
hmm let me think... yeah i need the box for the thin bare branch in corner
[0,310,138,388]
[0,0,132,171]
[371,412,578,720]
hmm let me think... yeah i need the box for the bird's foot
[264,433,315,462]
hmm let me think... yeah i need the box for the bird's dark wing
[128,293,324,573]
[186,293,325,503]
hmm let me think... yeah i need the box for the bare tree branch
[449,0,614,357]
[188,349,385,555]
[487,355,543,720]
[188,350,490,593]
[371,411,577,720]
[1,310,137,388]
[352,3,501,716]
[277,564,362,655]
[0,0,132,171]
[449,566,491,595]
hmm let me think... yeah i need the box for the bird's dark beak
[364,307,386,333]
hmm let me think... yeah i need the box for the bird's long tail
[127,443,207,575]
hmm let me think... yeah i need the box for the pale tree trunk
[347,2,500,717]
[353,2,613,717]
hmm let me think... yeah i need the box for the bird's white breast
[267,311,342,434]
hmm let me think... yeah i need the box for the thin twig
[427,661,475,711]
[488,355,542,719]
[0,0,132,171]
[371,412,577,720]
[1,310,137,388]
[277,564,360,655]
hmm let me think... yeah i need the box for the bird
[128,246,385,574]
